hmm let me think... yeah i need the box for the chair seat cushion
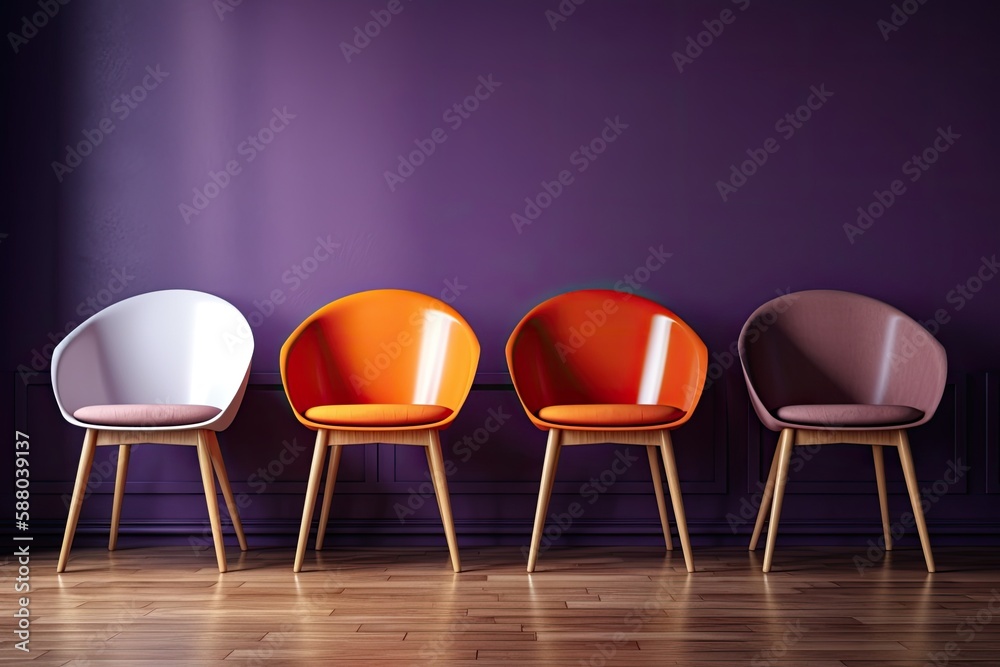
[73,404,221,427]
[304,404,454,427]
[776,403,924,427]
[538,404,685,427]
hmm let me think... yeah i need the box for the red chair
[507,290,708,572]
[281,289,480,572]
[739,290,947,572]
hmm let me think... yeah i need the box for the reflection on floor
[10,545,1000,665]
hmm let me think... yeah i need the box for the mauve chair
[51,289,254,573]
[739,289,947,573]
[507,290,708,573]
[280,289,480,573]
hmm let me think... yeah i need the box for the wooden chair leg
[896,431,935,572]
[527,429,562,573]
[294,430,329,573]
[426,431,461,573]
[647,445,672,551]
[195,432,227,573]
[58,429,98,573]
[315,445,342,551]
[109,444,130,551]
[206,431,247,552]
[872,444,892,552]
[425,446,448,540]
[762,430,795,573]
[660,432,694,573]
[750,431,785,551]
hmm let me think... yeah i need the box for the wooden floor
[7,545,1000,665]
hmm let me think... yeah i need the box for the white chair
[51,289,254,572]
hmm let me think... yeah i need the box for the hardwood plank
[15,545,1000,665]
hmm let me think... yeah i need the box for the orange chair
[507,290,708,572]
[281,289,480,573]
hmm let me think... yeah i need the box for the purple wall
[4,0,1000,552]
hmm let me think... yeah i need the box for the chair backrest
[280,289,480,429]
[506,289,708,429]
[51,289,254,431]
[738,289,948,431]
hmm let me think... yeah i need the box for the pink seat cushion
[538,404,685,427]
[73,404,221,427]
[776,404,924,427]
[304,404,454,427]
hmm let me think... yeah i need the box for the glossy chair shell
[281,289,479,431]
[52,290,254,432]
[507,289,708,431]
[51,289,254,573]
